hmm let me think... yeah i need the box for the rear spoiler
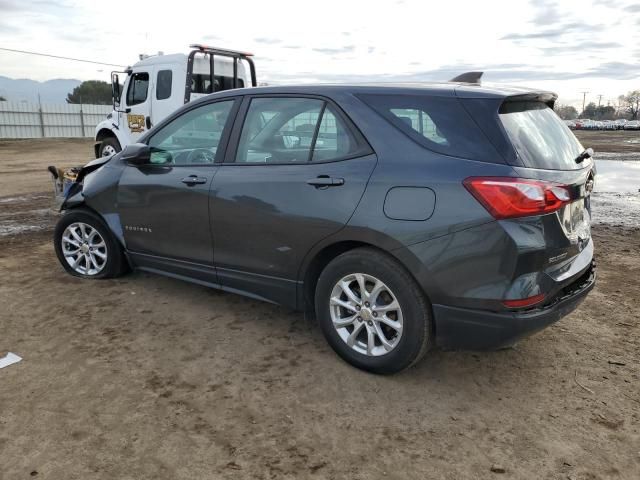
[502,92,558,109]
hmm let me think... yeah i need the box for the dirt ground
[574,130,640,157]
[0,139,639,480]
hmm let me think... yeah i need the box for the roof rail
[189,44,254,58]
[449,71,483,84]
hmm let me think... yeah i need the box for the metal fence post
[79,103,85,137]
[37,94,45,138]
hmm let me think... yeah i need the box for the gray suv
[54,82,596,373]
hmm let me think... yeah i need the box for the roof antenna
[449,71,483,84]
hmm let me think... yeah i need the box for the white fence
[0,101,111,138]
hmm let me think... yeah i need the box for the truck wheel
[99,137,121,157]
[54,209,128,279]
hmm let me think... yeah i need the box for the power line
[0,47,126,68]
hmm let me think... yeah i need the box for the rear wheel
[99,137,121,157]
[54,209,127,279]
[315,248,432,374]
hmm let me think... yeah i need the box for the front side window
[126,72,149,106]
[147,100,234,165]
[235,97,361,163]
[156,70,172,100]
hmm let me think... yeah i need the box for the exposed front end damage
[47,155,118,211]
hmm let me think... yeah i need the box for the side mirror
[111,73,121,108]
[121,143,150,165]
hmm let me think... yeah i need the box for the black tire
[54,209,127,279]
[98,137,121,157]
[315,247,432,374]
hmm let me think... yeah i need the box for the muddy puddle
[592,159,640,228]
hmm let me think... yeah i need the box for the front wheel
[98,137,121,157]
[54,209,127,279]
[315,248,432,374]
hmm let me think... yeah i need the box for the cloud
[312,45,355,55]
[254,37,281,45]
[624,4,640,12]
[530,0,561,26]
[539,41,622,54]
[0,0,70,11]
[502,22,605,41]
[263,61,640,85]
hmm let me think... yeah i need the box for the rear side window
[234,97,366,164]
[126,72,149,106]
[499,101,584,170]
[156,70,172,100]
[358,94,499,162]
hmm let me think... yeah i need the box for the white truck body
[94,45,255,157]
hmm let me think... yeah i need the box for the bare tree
[619,91,640,120]
[0,96,5,101]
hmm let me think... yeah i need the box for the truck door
[123,71,152,142]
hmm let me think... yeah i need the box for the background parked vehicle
[624,120,640,130]
[93,44,257,158]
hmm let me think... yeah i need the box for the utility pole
[597,94,603,107]
[580,91,589,116]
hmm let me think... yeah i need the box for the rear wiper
[575,147,594,164]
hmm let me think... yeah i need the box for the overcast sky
[0,0,639,107]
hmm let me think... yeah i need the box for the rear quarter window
[357,94,501,163]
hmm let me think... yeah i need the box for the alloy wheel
[329,273,403,356]
[61,222,107,275]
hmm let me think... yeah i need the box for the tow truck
[94,44,257,157]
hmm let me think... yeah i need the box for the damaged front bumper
[47,155,115,211]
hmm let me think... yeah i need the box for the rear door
[150,65,180,127]
[210,95,377,306]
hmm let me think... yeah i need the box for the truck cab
[94,45,256,157]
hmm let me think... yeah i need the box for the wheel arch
[63,204,127,251]
[300,236,436,318]
[94,128,123,158]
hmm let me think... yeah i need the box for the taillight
[502,293,546,309]
[463,177,571,219]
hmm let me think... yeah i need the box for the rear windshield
[499,101,585,170]
[357,94,500,162]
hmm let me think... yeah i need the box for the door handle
[306,176,345,187]
[181,175,207,185]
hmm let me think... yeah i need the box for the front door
[210,96,377,306]
[122,70,152,143]
[118,98,239,271]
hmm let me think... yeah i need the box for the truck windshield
[499,101,586,170]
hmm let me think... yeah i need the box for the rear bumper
[432,262,596,350]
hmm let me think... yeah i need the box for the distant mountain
[0,76,81,103]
